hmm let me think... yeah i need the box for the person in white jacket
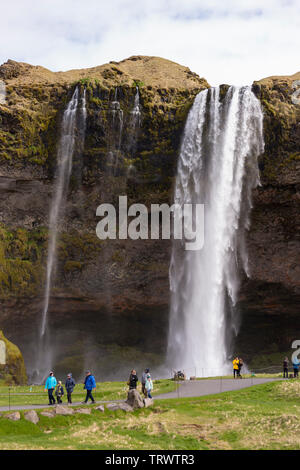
[145,373,153,399]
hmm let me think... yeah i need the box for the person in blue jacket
[83,370,96,404]
[44,371,57,405]
[292,358,299,378]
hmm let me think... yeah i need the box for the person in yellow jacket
[233,357,239,378]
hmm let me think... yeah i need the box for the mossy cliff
[0,56,209,378]
[0,330,27,384]
[0,55,298,377]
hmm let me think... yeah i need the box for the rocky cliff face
[0,56,298,379]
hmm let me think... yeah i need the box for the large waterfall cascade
[167,86,264,377]
[35,86,87,381]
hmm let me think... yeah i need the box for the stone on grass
[126,389,144,409]
[143,398,154,408]
[24,410,39,424]
[106,403,121,411]
[95,405,105,412]
[5,411,20,421]
[40,410,55,418]
[55,405,74,416]
[119,402,134,412]
[74,408,91,415]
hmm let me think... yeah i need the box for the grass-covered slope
[0,380,300,450]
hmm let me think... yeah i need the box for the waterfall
[108,88,124,174]
[167,86,264,377]
[34,86,87,381]
[131,86,141,128]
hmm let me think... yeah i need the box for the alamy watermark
[95,196,204,251]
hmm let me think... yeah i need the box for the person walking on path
[283,357,289,378]
[233,357,239,379]
[55,381,64,404]
[44,371,57,405]
[292,358,299,378]
[145,373,153,399]
[83,371,96,404]
[141,368,149,397]
[238,358,243,379]
[65,373,76,404]
[128,369,138,390]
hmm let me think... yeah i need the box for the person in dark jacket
[283,357,289,378]
[65,373,76,404]
[83,371,96,404]
[128,369,138,390]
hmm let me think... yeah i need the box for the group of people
[232,357,243,378]
[128,368,153,399]
[44,368,153,406]
[44,370,96,405]
[283,357,299,378]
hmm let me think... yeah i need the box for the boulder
[5,411,20,421]
[74,408,91,415]
[55,405,74,416]
[0,331,27,385]
[95,405,105,412]
[143,398,154,408]
[24,410,39,424]
[40,410,55,418]
[119,402,134,412]
[106,403,121,412]
[126,389,144,409]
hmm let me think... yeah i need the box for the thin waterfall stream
[35,87,87,381]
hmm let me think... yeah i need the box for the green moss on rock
[0,330,27,385]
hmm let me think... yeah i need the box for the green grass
[0,379,300,449]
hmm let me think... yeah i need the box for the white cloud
[0,0,299,85]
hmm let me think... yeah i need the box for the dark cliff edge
[0,56,298,379]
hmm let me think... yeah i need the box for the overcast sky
[0,0,299,85]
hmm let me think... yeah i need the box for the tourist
[44,371,57,405]
[292,359,299,378]
[55,380,64,404]
[238,357,244,378]
[128,369,138,390]
[232,357,239,379]
[145,373,153,399]
[141,368,149,397]
[65,373,76,404]
[283,357,289,378]
[83,370,96,404]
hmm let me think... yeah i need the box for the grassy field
[0,379,299,450]
[0,379,177,407]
